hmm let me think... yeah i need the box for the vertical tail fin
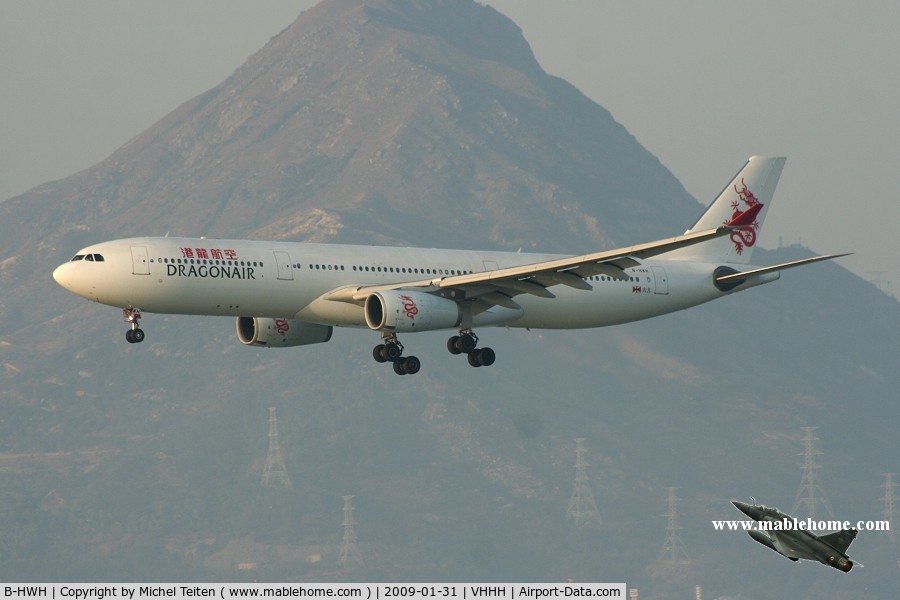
[669,156,786,264]
[820,528,857,555]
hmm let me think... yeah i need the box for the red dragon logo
[274,318,290,336]
[399,295,419,320]
[726,177,764,255]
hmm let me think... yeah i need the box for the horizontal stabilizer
[715,253,851,283]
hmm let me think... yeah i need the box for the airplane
[53,156,846,375]
[732,499,858,572]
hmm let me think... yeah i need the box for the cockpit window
[71,253,104,262]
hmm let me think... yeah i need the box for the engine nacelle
[831,557,853,572]
[236,317,332,347]
[365,290,461,332]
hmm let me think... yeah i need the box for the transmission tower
[882,473,896,544]
[339,495,365,571]
[261,407,291,489]
[566,438,600,528]
[648,487,693,581]
[791,427,832,519]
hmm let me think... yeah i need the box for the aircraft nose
[732,500,756,519]
[53,263,65,284]
[732,499,749,512]
[53,262,73,290]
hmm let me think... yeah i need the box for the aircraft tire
[131,328,145,343]
[467,353,482,368]
[125,330,135,343]
[447,336,461,355]
[384,342,402,362]
[402,356,421,375]
[393,361,407,375]
[477,347,495,367]
[373,344,387,363]
[457,334,477,354]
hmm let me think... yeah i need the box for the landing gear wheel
[452,329,495,367]
[373,344,387,363]
[457,333,477,354]
[383,342,402,362]
[401,355,421,375]
[373,334,421,374]
[476,347,495,367]
[123,307,144,344]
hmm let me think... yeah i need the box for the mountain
[0,0,896,596]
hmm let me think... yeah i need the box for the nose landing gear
[447,329,495,367]
[123,307,145,344]
[372,333,420,375]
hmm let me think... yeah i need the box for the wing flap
[478,292,522,310]
[533,270,594,290]
[501,279,556,298]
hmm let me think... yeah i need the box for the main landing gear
[123,307,145,344]
[371,329,496,375]
[447,329,495,368]
[372,333,421,376]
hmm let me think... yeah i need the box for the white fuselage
[52,236,771,331]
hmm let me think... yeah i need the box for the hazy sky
[2,1,898,293]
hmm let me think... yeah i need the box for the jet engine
[832,557,853,572]
[365,290,461,332]
[236,317,332,347]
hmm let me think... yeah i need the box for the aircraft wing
[324,225,734,309]
[768,531,807,560]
